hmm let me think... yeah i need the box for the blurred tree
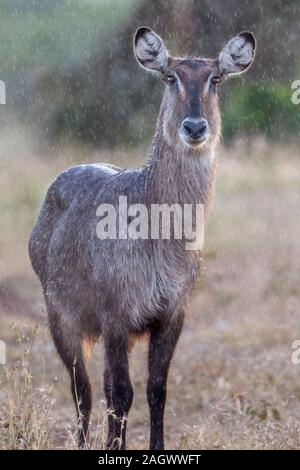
[2,0,300,147]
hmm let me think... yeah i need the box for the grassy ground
[1,136,300,449]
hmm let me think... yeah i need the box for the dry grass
[1,133,300,449]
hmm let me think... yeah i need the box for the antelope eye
[166,75,176,85]
[211,76,221,86]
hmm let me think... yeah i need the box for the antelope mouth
[179,130,210,148]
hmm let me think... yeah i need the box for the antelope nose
[182,118,207,140]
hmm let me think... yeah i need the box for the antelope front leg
[104,334,133,450]
[147,313,184,450]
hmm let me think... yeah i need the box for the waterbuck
[29,27,256,450]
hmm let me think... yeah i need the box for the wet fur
[29,28,255,450]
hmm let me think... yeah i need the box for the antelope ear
[218,32,256,76]
[134,26,169,74]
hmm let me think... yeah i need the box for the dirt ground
[1,137,300,449]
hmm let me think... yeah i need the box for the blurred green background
[0,0,300,148]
